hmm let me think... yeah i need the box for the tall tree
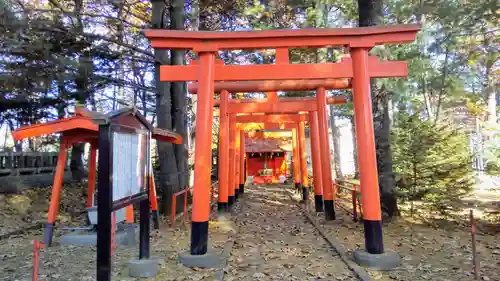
[357,0,399,217]
[151,0,179,214]
[170,0,189,192]
[70,0,94,182]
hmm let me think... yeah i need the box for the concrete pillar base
[60,227,137,246]
[179,249,222,268]
[353,249,401,270]
[128,258,159,278]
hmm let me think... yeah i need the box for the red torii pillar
[189,52,215,255]
[317,87,336,220]
[146,24,420,263]
[298,120,309,202]
[352,49,384,255]
[217,90,230,212]
[234,125,241,199]
[228,115,237,207]
[239,130,246,194]
[309,112,324,212]
[291,125,301,191]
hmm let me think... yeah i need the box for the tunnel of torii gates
[145,24,420,259]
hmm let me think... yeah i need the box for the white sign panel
[112,131,143,202]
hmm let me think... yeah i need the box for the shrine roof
[12,107,182,144]
[245,138,291,153]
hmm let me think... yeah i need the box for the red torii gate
[145,24,420,266]
[230,117,312,200]
[219,90,343,219]
[228,121,300,201]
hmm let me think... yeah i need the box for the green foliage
[392,113,475,210]
[484,126,500,176]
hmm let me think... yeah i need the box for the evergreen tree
[393,113,475,213]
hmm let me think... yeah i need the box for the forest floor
[323,174,500,281]
[0,180,499,281]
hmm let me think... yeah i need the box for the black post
[139,132,151,259]
[364,220,384,254]
[244,157,247,184]
[96,125,112,281]
[302,186,309,202]
[314,195,324,212]
[218,202,229,212]
[324,200,336,220]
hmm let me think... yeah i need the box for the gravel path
[222,184,358,281]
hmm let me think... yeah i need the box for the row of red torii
[150,24,421,266]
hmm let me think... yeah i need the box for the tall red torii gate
[145,24,420,267]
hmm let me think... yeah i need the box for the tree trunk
[329,105,342,178]
[71,0,92,182]
[70,143,86,181]
[170,0,189,192]
[152,0,179,215]
[358,0,399,217]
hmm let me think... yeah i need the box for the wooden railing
[335,179,362,221]
[0,152,65,177]
[170,181,218,228]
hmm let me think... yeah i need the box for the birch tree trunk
[329,105,343,178]
[350,115,360,178]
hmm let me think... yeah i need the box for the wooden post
[471,209,479,280]
[44,138,69,246]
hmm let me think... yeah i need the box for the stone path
[222,184,358,281]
